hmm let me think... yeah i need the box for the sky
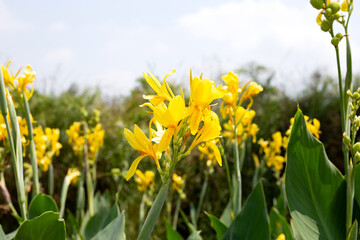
[0,0,359,97]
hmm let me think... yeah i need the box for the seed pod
[353,142,360,154]
[355,152,360,164]
[328,1,341,13]
[353,92,360,99]
[331,37,340,47]
[325,8,332,15]
[321,20,331,32]
[343,133,351,145]
[310,0,324,9]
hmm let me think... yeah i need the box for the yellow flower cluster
[0,116,7,142]
[316,0,351,25]
[172,173,186,199]
[135,170,155,192]
[34,126,62,172]
[124,70,224,180]
[87,124,105,161]
[259,115,321,171]
[221,72,262,145]
[66,168,81,185]
[66,122,105,161]
[1,61,36,99]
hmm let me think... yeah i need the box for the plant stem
[59,176,70,220]
[83,123,94,216]
[76,170,85,222]
[48,163,54,196]
[196,171,208,222]
[232,117,242,216]
[22,93,40,196]
[172,194,181,230]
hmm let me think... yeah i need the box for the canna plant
[285,0,357,239]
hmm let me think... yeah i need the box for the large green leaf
[219,201,232,227]
[15,212,66,240]
[285,109,346,240]
[222,182,270,240]
[205,212,227,240]
[91,211,125,240]
[28,194,58,219]
[269,207,293,240]
[137,182,169,240]
[164,218,183,240]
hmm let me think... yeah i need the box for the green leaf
[15,212,66,240]
[91,211,125,240]
[290,220,303,240]
[346,220,358,240]
[29,194,59,219]
[205,212,227,240]
[0,225,6,240]
[269,208,293,240]
[222,182,270,240]
[83,192,113,239]
[101,204,120,230]
[187,231,202,240]
[137,182,169,240]
[219,201,232,227]
[165,218,183,240]
[285,109,346,240]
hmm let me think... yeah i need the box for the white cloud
[44,48,75,62]
[50,21,67,32]
[0,0,34,31]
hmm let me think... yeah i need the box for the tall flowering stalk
[310,0,354,231]
[124,70,224,239]
[1,61,40,196]
[220,71,262,216]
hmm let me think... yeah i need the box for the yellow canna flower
[239,82,263,105]
[0,115,7,142]
[172,173,186,192]
[1,61,18,88]
[249,123,259,143]
[135,170,155,192]
[87,123,105,160]
[221,72,239,96]
[124,124,159,180]
[188,112,222,166]
[16,65,35,98]
[66,168,81,185]
[272,132,283,154]
[276,233,286,240]
[143,70,175,106]
[148,95,186,152]
[187,70,225,135]
[341,0,348,12]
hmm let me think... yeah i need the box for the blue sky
[1,0,359,96]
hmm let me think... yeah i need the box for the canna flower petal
[126,154,147,181]
[158,127,175,152]
[207,140,222,166]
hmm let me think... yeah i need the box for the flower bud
[353,142,360,154]
[310,0,324,9]
[325,8,332,16]
[355,152,360,164]
[328,1,341,13]
[343,132,351,145]
[353,92,360,100]
[335,33,343,39]
[331,37,340,47]
[321,20,331,32]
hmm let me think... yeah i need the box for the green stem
[22,92,40,196]
[139,193,146,231]
[0,173,21,222]
[3,109,27,221]
[48,163,54,196]
[196,171,208,222]
[59,176,70,220]
[232,125,242,216]
[222,144,233,201]
[76,171,85,222]
[83,123,94,216]
[172,194,181,230]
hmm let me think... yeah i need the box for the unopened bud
[321,20,331,32]
[328,1,341,13]
[353,92,360,100]
[331,37,340,47]
[325,8,332,16]
[310,0,324,10]
[343,132,351,145]
[353,142,360,154]
[355,152,360,164]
